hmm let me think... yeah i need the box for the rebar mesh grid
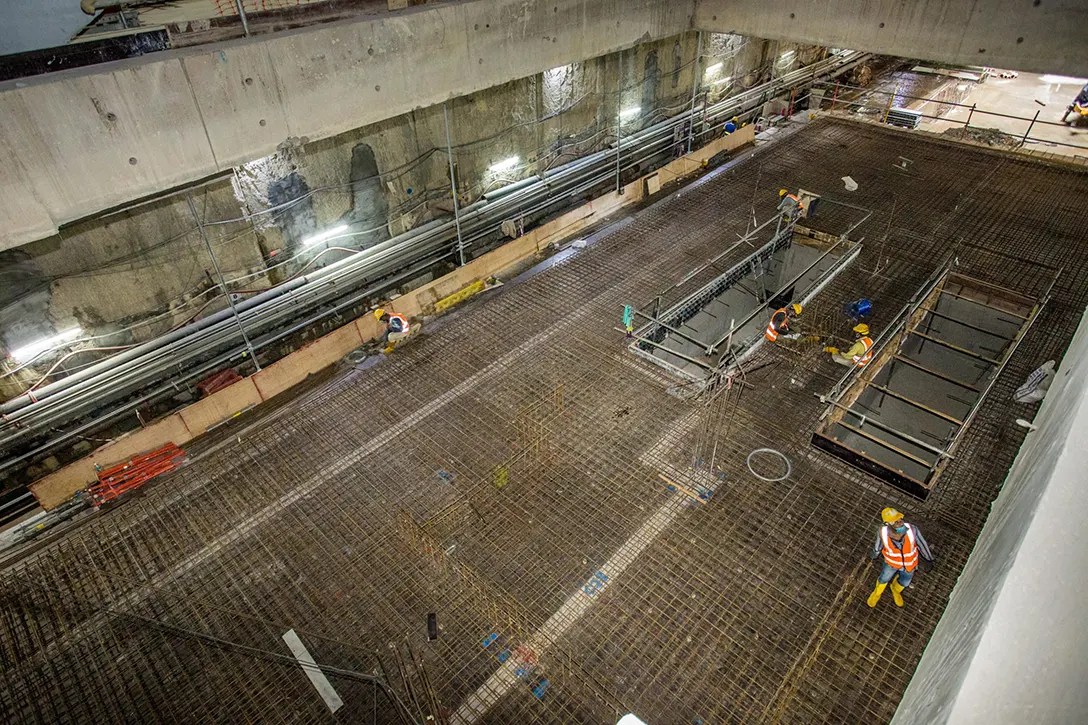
[3,118,1088,724]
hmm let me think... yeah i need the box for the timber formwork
[3,118,1088,724]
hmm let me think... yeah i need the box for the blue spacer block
[596,571,609,582]
[482,633,498,647]
[497,649,510,662]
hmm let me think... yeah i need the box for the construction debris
[942,125,1021,147]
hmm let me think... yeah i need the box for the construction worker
[375,308,410,353]
[778,189,803,222]
[1061,82,1088,124]
[765,303,804,342]
[825,323,874,367]
[867,507,935,608]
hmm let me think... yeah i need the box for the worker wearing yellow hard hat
[867,507,935,608]
[825,322,874,367]
[765,303,805,342]
[778,188,803,222]
[374,307,411,354]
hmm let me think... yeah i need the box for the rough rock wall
[0,32,792,378]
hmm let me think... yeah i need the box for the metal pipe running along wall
[0,50,869,474]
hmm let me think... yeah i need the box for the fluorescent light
[302,224,349,247]
[704,62,723,76]
[781,50,796,58]
[10,327,83,362]
[712,76,733,86]
[1040,74,1088,85]
[619,106,641,118]
[489,156,519,172]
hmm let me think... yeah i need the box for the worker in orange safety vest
[867,507,935,608]
[778,189,803,222]
[375,308,410,354]
[825,323,874,367]
[765,303,804,342]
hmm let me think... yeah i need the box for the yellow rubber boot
[866,581,887,608]
[383,344,396,355]
[890,579,905,607]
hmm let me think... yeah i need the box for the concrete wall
[695,0,1088,77]
[2,29,766,359]
[891,310,1088,724]
[0,0,695,251]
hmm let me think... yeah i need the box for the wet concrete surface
[916,71,1088,159]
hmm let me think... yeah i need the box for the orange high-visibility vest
[853,336,874,367]
[388,313,410,333]
[765,308,790,341]
[881,524,918,571]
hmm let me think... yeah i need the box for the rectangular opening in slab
[812,270,1044,499]
[626,221,860,381]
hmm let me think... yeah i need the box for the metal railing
[817,80,1088,156]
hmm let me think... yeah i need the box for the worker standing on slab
[765,303,804,342]
[825,323,874,367]
[375,308,410,354]
[867,508,935,608]
[778,189,803,222]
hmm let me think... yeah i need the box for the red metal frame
[86,443,186,507]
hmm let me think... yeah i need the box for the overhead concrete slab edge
[694,0,1087,77]
[0,0,694,252]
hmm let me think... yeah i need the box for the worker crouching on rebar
[867,508,935,609]
[778,189,803,222]
[375,308,410,354]
[825,323,874,367]
[765,303,804,342]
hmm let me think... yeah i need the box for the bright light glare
[619,106,641,118]
[617,716,649,725]
[488,156,519,172]
[780,50,796,58]
[1040,74,1088,86]
[10,327,83,362]
[302,224,349,247]
[712,76,733,86]
[704,62,723,76]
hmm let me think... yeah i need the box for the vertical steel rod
[616,51,624,194]
[962,103,976,139]
[1020,109,1040,147]
[235,0,250,36]
[186,193,261,371]
[443,102,466,266]
[687,31,703,154]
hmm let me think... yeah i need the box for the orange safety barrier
[86,443,187,507]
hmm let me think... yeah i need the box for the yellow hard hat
[853,323,869,335]
[374,308,385,320]
[779,188,788,197]
[791,303,803,315]
[881,507,904,524]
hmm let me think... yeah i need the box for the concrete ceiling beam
[694,0,1087,77]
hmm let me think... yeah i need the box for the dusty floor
[2,118,1087,724]
[914,70,1088,160]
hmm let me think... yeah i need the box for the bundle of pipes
[0,51,869,474]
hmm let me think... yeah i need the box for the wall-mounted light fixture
[10,327,83,362]
[302,224,349,247]
[488,156,520,173]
